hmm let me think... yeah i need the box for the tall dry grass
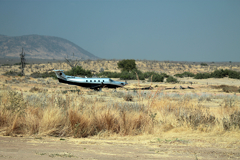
[0,88,239,137]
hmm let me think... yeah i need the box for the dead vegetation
[211,85,240,93]
[0,87,239,138]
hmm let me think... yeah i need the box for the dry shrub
[119,111,152,135]
[1,90,26,113]
[0,109,10,127]
[152,98,219,132]
[211,85,240,93]
[0,90,26,135]
[39,106,67,136]
[25,107,42,134]
[4,113,26,136]
[160,123,174,132]
[100,110,120,133]
[123,94,133,101]
[230,111,240,129]
[68,109,94,138]
[68,107,152,138]
[222,86,239,93]
[29,87,42,92]
[0,87,239,138]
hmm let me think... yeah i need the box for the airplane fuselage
[53,70,127,90]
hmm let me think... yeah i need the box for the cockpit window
[109,79,113,82]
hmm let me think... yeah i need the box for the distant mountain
[0,34,99,60]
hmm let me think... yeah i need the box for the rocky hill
[0,34,99,60]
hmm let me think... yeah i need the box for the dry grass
[1,60,240,76]
[0,87,239,139]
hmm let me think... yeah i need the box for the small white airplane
[53,70,128,91]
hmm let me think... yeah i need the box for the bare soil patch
[1,135,239,160]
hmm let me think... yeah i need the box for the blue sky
[0,0,239,61]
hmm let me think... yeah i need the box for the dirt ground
[1,135,240,160]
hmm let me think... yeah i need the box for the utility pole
[20,47,26,76]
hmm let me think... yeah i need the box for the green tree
[117,59,137,72]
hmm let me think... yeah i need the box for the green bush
[175,72,195,78]
[3,71,22,76]
[200,62,208,66]
[119,69,145,80]
[194,73,211,79]
[210,69,228,78]
[143,72,169,78]
[97,69,145,80]
[117,59,137,72]
[166,76,178,83]
[65,66,92,77]
[2,64,11,66]
[193,69,240,79]
[12,62,29,65]
[143,71,155,78]
[175,74,184,78]
[97,69,168,81]
[132,69,145,80]
[228,70,240,79]
[14,62,21,65]
[160,73,169,78]
[98,71,121,78]
[119,71,136,80]
[30,71,56,78]
[150,74,164,82]
[31,66,92,79]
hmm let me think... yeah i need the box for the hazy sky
[0,0,239,62]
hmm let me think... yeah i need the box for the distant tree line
[175,69,240,79]
[8,59,239,83]
[96,59,170,82]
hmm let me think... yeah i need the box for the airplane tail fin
[53,70,66,80]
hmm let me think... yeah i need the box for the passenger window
[103,80,104,82]
[86,80,88,82]
[94,80,96,82]
[98,80,100,82]
[90,80,92,82]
